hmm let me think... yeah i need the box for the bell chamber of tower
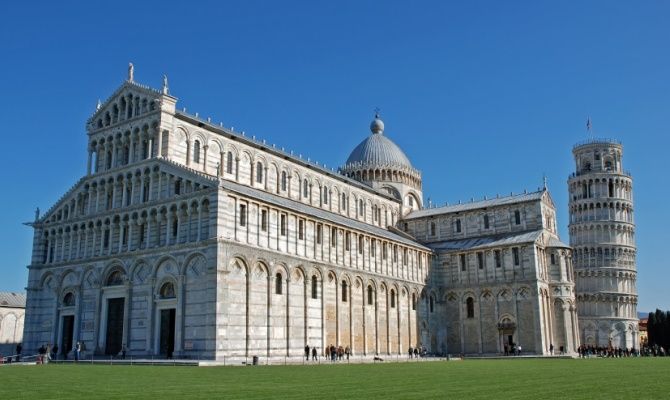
[567,139,638,349]
[340,114,423,215]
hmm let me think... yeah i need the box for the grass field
[1,358,669,399]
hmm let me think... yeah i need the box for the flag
[586,117,592,131]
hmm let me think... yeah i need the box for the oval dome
[344,115,413,169]
[345,134,413,169]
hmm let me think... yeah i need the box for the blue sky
[1,1,668,311]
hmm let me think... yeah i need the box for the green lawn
[1,358,669,399]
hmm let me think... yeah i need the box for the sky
[0,1,668,312]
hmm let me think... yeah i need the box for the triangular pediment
[541,189,556,209]
[87,80,171,131]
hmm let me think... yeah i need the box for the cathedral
[22,67,634,361]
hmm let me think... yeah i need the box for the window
[172,219,178,237]
[261,210,268,232]
[226,151,233,174]
[513,247,520,266]
[298,219,304,240]
[358,236,364,254]
[160,282,176,299]
[408,196,414,207]
[382,243,387,260]
[256,162,263,183]
[139,224,145,245]
[281,171,287,191]
[103,229,110,248]
[275,273,283,295]
[460,254,466,271]
[63,292,75,307]
[175,179,181,195]
[466,297,474,318]
[430,222,436,236]
[359,199,364,216]
[311,275,318,299]
[345,232,351,251]
[193,140,201,163]
[477,252,484,269]
[514,210,521,225]
[303,179,308,198]
[373,205,378,222]
[403,248,408,266]
[341,280,348,302]
[316,224,322,244]
[341,193,347,211]
[393,245,398,262]
[280,214,286,236]
[367,285,374,305]
[455,219,462,233]
[239,204,247,226]
[412,294,416,310]
[390,289,396,308]
[551,253,556,265]
[371,239,376,257]
[331,227,337,246]
[495,250,502,268]
[430,296,434,313]
[484,214,489,229]
[323,187,328,204]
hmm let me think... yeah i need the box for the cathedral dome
[345,115,413,170]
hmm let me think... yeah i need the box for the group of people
[407,346,427,358]
[36,341,82,363]
[640,345,667,357]
[503,343,522,356]
[578,345,639,358]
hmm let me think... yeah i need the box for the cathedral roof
[404,190,547,219]
[0,292,26,308]
[426,230,545,252]
[343,115,415,171]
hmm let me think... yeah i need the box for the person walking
[345,346,350,361]
[550,343,554,355]
[45,344,52,364]
[52,344,59,361]
[305,345,310,361]
[15,343,22,362]
[121,343,127,360]
[311,347,317,361]
[408,346,413,359]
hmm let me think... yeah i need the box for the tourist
[311,346,317,361]
[15,343,22,362]
[408,346,413,359]
[38,345,46,364]
[414,347,419,358]
[305,345,310,361]
[121,343,127,359]
[504,344,509,356]
[549,343,554,355]
[75,341,81,362]
[45,344,52,364]
[52,344,59,360]
[517,345,522,356]
[345,346,350,361]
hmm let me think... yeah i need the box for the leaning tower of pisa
[568,139,639,349]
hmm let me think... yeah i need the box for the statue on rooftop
[128,62,134,81]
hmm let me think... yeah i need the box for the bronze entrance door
[105,298,125,356]
[61,315,75,358]
[159,308,176,358]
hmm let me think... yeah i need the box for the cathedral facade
[22,69,579,360]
